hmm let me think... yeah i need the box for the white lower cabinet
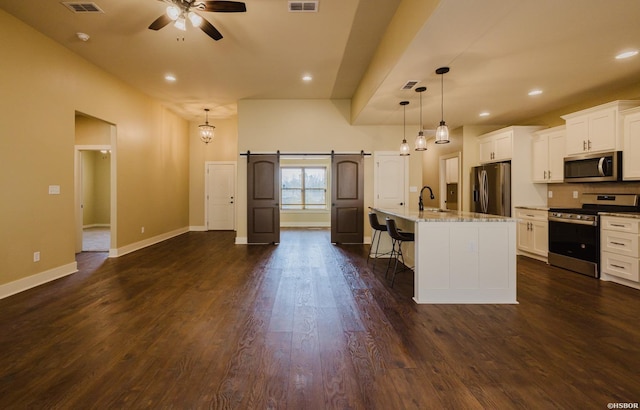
[516,208,548,262]
[601,215,640,288]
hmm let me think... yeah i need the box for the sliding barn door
[247,154,280,244]
[331,154,364,244]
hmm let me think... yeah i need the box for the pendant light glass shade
[399,101,410,156]
[414,86,427,151]
[435,67,450,144]
[199,108,215,144]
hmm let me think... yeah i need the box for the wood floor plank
[1,229,639,408]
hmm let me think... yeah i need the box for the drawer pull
[610,223,626,227]
[610,241,626,246]
[611,264,626,270]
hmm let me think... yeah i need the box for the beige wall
[0,10,189,288]
[236,99,423,242]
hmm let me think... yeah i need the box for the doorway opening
[439,152,462,211]
[74,112,116,255]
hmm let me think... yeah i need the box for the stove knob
[577,215,582,219]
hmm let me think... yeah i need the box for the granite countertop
[599,212,640,219]
[370,207,515,223]
[515,206,549,211]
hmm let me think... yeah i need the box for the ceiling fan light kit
[149,0,247,41]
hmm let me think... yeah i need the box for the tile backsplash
[548,182,640,207]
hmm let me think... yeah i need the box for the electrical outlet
[33,251,40,262]
[573,191,579,199]
[548,191,553,198]
[141,226,145,233]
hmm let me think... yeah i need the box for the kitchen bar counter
[371,207,517,304]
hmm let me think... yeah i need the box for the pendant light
[435,67,450,144]
[399,101,410,156]
[199,108,215,144]
[414,86,427,151]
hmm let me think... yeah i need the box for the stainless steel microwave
[563,151,622,182]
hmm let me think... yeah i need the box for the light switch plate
[573,191,579,199]
[409,186,418,192]
[48,185,60,195]
[548,191,553,198]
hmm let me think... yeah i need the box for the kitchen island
[371,207,517,304]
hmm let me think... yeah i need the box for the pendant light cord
[440,74,444,121]
[419,90,423,131]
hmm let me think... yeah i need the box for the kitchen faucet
[418,185,435,211]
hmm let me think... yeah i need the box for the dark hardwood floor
[1,228,639,409]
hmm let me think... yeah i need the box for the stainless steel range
[548,193,640,278]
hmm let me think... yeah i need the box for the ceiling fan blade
[199,1,246,12]
[148,14,172,30]
[200,18,223,40]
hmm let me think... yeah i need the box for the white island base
[372,208,517,304]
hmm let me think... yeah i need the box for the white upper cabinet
[622,107,640,181]
[479,130,513,163]
[532,126,565,183]
[562,100,640,156]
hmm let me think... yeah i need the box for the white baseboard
[235,236,248,245]
[189,225,207,232]
[0,262,78,300]
[109,227,189,257]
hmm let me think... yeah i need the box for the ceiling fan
[148,0,247,41]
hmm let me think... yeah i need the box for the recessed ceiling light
[615,50,638,60]
[165,74,176,82]
[479,112,490,117]
[528,89,543,96]
[302,74,312,82]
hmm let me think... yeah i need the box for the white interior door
[206,162,236,230]
[374,152,408,211]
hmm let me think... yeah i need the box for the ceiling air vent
[401,80,419,90]
[288,1,318,12]
[61,2,104,13]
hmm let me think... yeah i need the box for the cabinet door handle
[588,140,592,150]
[543,170,547,179]
[548,170,551,179]
[611,264,625,270]
[583,140,587,151]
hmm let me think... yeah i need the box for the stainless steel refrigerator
[470,162,511,216]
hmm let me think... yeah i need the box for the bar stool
[367,212,388,267]
[385,217,415,287]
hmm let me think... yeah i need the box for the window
[281,167,327,210]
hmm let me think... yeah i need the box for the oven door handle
[548,216,597,226]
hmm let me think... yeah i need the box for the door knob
[400,202,404,206]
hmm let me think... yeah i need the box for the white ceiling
[1,0,639,129]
